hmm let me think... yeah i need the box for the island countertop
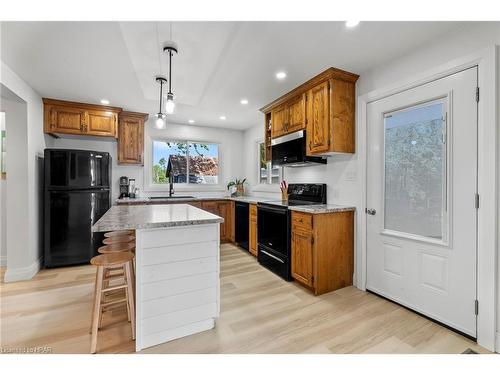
[92,203,224,232]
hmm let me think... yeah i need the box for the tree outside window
[152,140,219,185]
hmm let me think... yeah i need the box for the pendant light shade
[165,93,175,114]
[155,76,167,129]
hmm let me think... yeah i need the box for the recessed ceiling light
[188,119,195,124]
[276,71,287,80]
[240,99,249,105]
[100,99,110,105]
[219,115,226,120]
[345,21,360,28]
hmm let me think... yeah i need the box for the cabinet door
[287,93,306,133]
[118,116,144,165]
[48,105,88,134]
[291,229,314,287]
[306,81,331,154]
[228,201,235,243]
[249,204,258,256]
[87,110,117,137]
[271,104,288,138]
[217,202,229,242]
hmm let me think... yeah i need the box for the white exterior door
[366,67,478,337]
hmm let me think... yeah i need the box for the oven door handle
[260,249,285,264]
[258,205,288,215]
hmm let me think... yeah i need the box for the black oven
[257,203,291,280]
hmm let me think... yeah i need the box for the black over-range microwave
[271,130,327,167]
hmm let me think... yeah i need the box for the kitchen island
[92,204,224,351]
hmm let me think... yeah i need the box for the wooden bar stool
[102,234,135,245]
[98,242,136,286]
[104,230,134,238]
[98,242,135,254]
[90,252,135,354]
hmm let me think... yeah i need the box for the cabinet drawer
[292,212,313,231]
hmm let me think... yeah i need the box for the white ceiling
[1,21,467,130]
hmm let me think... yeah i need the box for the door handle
[366,208,376,216]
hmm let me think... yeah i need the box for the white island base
[135,223,220,351]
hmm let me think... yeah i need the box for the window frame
[381,97,450,247]
[145,136,224,192]
[254,140,282,190]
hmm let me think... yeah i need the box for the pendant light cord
[168,50,172,94]
[158,79,163,114]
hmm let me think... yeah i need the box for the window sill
[145,184,226,193]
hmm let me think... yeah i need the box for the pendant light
[163,23,178,115]
[163,42,178,114]
[155,76,167,129]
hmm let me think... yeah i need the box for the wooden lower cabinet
[291,210,354,295]
[201,200,232,243]
[291,228,314,287]
[249,204,258,256]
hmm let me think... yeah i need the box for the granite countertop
[288,204,356,214]
[92,204,224,232]
[228,196,272,204]
[115,195,273,205]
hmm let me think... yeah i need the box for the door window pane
[384,101,446,239]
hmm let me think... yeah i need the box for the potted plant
[227,178,247,197]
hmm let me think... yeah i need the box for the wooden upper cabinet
[306,80,331,154]
[87,110,118,137]
[286,93,306,133]
[46,105,88,134]
[271,104,288,138]
[118,111,148,165]
[43,98,121,138]
[271,94,306,138]
[261,67,358,155]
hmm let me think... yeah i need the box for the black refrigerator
[44,149,111,268]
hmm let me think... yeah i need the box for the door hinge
[474,299,479,315]
[476,87,480,102]
[475,193,480,209]
[311,236,315,245]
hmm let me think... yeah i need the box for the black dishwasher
[235,201,249,250]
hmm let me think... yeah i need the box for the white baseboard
[3,257,42,282]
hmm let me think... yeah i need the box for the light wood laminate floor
[0,244,489,354]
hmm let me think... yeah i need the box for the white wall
[1,60,53,282]
[52,119,245,201]
[243,22,500,351]
[0,112,6,266]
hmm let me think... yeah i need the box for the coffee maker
[119,176,129,198]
